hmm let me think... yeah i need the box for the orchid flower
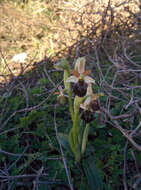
[66,57,95,84]
[80,83,103,112]
[80,84,104,123]
[66,57,95,97]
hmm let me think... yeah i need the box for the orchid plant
[54,57,103,162]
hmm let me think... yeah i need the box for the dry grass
[0,0,62,82]
[0,0,140,83]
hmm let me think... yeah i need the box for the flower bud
[57,95,66,105]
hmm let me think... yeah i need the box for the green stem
[68,90,74,121]
[70,95,87,161]
[73,108,79,145]
[81,124,90,156]
[72,96,84,147]
[63,68,74,121]
[72,109,81,162]
[64,69,70,91]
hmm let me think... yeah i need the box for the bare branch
[54,105,74,190]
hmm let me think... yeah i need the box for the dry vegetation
[0,0,140,82]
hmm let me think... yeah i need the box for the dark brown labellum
[81,110,94,123]
[90,100,100,112]
[72,79,87,97]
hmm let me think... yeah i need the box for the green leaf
[58,133,72,154]
[68,130,81,161]
[81,124,89,155]
[68,129,75,153]
[82,156,103,190]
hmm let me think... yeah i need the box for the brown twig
[102,107,141,151]
[0,80,63,130]
[54,104,74,190]
[123,141,128,190]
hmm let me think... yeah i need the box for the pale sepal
[66,75,78,83]
[75,57,86,74]
[84,76,95,84]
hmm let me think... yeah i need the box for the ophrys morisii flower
[66,57,95,97]
[80,84,103,123]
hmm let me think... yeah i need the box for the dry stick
[0,174,48,180]
[0,80,63,130]
[130,121,141,137]
[8,145,29,171]
[131,149,141,189]
[0,50,14,76]
[0,101,52,130]
[101,44,124,69]
[123,141,128,190]
[102,108,141,151]
[130,150,140,175]
[0,148,23,157]
[54,105,74,190]
[0,126,22,136]
[113,121,141,152]
[110,69,139,88]
[135,103,141,115]
[133,176,141,189]
[122,42,141,68]
[109,112,132,120]
[0,77,21,126]
[0,93,10,126]
[22,52,38,73]
[33,167,44,190]
[43,63,56,88]
[125,87,134,110]
[15,180,62,187]
[94,47,104,81]
[0,168,8,176]
[112,85,141,90]
[18,80,29,109]
[0,146,61,161]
